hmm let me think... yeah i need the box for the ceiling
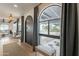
[0,3,39,21]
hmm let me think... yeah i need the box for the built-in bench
[35,39,60,56]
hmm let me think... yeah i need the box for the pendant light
[8,14,13,23]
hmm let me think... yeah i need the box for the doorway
[25,15,34,45]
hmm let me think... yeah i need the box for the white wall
[24,8,34,19]
[38,3,52,13]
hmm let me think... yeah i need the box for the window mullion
[48,21,49,35]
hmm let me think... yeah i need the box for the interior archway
[25,15,33,45]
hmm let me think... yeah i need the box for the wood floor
[0,36,43,56]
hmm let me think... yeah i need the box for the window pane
[49,19,61,36]
[40,36,53,45]
[39,22,48,34]
[0,23,9,32]
[39,36,60,56]
[40,36,60,45]
[40,5,61,21]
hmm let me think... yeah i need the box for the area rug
[3,43,29,56]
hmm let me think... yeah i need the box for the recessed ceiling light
[14,4,18,8]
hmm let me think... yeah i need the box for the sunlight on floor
[0,37,9,45]
[0,36,44,56]
[0,36,20,56]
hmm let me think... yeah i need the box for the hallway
[0,3,61,56]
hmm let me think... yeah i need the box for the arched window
[38,4,61,45]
